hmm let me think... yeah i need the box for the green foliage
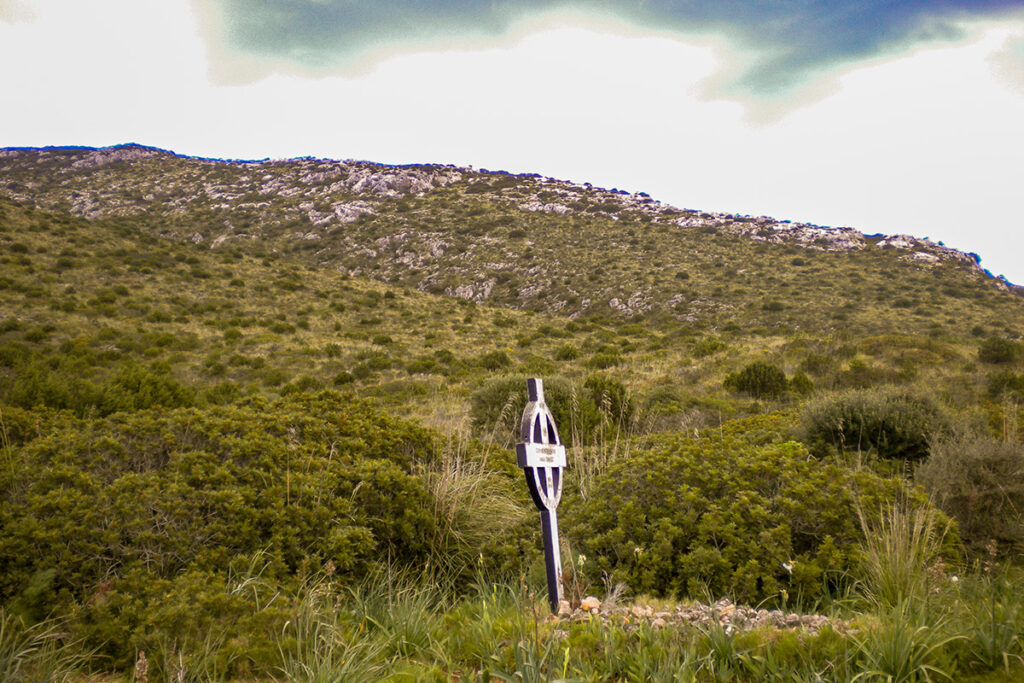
[98,361,195,414]
[724,360,788,398]
[799,388,950,461]
[916,430,1024,553]
[853,601,963,683]
[477,349,512,370]
[978,337,1019,364]
[564,415,935,603]
[857,503,955,609]
[954,566,1024,672]
[0,391,444,670]
[987,370,1024,400]
[585,351,621,369]
[790,370,814,395]
[553,344,580,361]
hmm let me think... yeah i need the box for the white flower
[577,554,587,566]
[782,561,793,574]
[951,575,959,583]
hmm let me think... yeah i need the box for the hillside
[3,145,1024,680]
[1,145,1017,330]
[2,144,1023,428]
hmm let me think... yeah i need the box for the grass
[1,534,1024,680]
[0,609,83,683]
[857,502,952,609]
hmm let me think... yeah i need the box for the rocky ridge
[2,144,1014,324]
[0,144,981,268]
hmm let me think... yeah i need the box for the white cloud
[1,2,1023,281]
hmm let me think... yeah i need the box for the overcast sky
[2,0,1023,282]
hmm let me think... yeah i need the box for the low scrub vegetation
[2,159,1024,680]
[566,414,949,604]
[799,388,950,462]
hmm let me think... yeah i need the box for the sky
[2,0,1024,282]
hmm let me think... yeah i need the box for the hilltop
[1,145,1015,330]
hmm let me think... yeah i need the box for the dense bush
[987,369,1024,400]
[691,338,726,358]
[978,337,1019,364]
[798,388,950,461]
[2,358,194,417]
[476,349,511,370]
[724,360,788,398]
[98,361,196,414]
[564,415,944,603]
[916,430,1024,553]
[0,392,449,666]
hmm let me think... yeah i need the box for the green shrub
[978,337,1019,364]
[406,357,439,375]
[99,362,195,414]
[987,370,1024,400]
[724,361,788,398]
[564,416,940,603]
[0,392,444,672]
[332,371,355,385]
[0,317,22,333]
[790,370,814,395]
[554,344,581,361]
[798,389,949,461]
[799,352,835,376]
[2,358,191,418]
[585,351,621,370]
[476,350,511,370]
[280,375,324,395]
[691,338,726,358]
[433,349,456,365]
[916,430,1024,553]
[202,381,243,405]
[3,360,102,415]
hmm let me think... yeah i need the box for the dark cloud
[208,0,1024,90]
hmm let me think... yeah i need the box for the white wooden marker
[515,378,567,613]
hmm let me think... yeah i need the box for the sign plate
[516,442,568,469]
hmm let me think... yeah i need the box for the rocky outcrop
[0,144,993,282]
[519,201,573,215]
[69,144,168,169]
[551,597,842,636]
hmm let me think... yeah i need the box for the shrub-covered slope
[1,144,1019,337]
[4,146,1024,679]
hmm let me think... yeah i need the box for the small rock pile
[551,596,841,635]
